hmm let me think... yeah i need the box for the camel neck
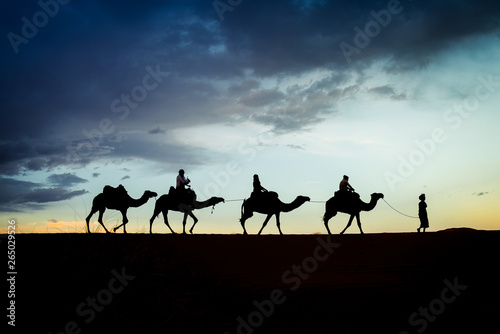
[193,198,213,209]
[281,197,305,213]
[129,193,150,207]
[361,196,380,211]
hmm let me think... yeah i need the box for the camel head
[297,195,311,203]
[371,193,384,200]
[145,190,158,198]
[210,197,225,205]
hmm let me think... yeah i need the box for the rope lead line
[382,198,419,219]
[224,198,326,203]
[221,198,419,219]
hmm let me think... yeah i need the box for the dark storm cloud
[2,0,500,178]
[0,140,70,176]
[21,187,88,204]
[239,88,285,108]
[369,85,397,96]
[214,0,500,74]
[47,173,88,187]
[148,126,166,135]
[252,105,330,134]
[227,79,260,96]
[0,177,41,208]
[109,135,209,167]
[368,85,408,100]
[0,176,87,212]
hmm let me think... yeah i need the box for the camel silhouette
[149,189,224,234]
[240,192,310,235]
[323,192,384,234]
[85,185,157,233]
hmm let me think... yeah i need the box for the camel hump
[103,184,127,196]
[334,190,360,202]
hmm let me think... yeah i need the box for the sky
[1,0,499,234]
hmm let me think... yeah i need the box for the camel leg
[324,221,332,235]
[258,214,273,235]
[340,215,355,234]
[162,210,176,234]
[149,205,162,234]
[149,216,155,234]
[240,213,251,236]
[121,209,129,234]
[240,200,253,235]
[112,210,128,233]
[356,214,364,235]
[188,212,199,234]
[275,212,283,235]
[86,208,98,233]
[240,217,248,235]
[181,212,189,234]
[97,209,110,233]
[323,211,336,235]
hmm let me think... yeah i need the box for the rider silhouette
[336,175,359,201]
[176,169,193,207]
[176,169,190,189]
[339,175,354,192]
[251,174,268,198]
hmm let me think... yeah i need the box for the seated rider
[176,169,190,190]
[251,174,268,198]
[176,169,192,205]
[339,175,355,195]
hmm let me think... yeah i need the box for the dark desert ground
[5,228,500,334]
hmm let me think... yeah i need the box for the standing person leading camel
[417,194,429,232]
